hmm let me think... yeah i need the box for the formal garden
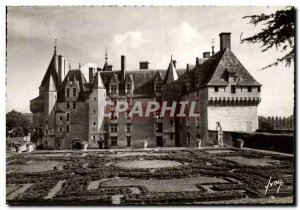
[6,148,294,205]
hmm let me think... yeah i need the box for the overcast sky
[6,6,294,117]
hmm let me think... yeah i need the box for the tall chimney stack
[57,55,64,85]
[89,67,95,84]
[219,32,231,51]
[121,55,125,81]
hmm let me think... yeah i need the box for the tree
[6,110,32,137]
[241,6,295,69]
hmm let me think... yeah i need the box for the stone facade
[30,32,261,150]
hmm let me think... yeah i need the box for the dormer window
[126,84,131,92]
[155,83,162,92]
[248,87,252,92]
[110,85,117,93]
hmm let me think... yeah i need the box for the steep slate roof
[98,69,185,97]
[165,48,261,97]
[204,48,262,87]
[40,52,59,88]
[57,69,89,102]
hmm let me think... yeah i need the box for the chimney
[139,61,149,70]
[203,52,211,58]
[106,65,113,71]
[172,60,177,68]
[219,32,231,51]
[195,57,200,67]
[121,55,125,81]
[57,55,64,85]
[89,67,95,84]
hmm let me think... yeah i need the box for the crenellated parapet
[208,96,261,106]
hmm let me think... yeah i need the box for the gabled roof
[92,71,105,89]
[40,52,59,88]
[154,71,163,82]
[110,73,119,84]
[57,69,89,102]
[163,60,178,84]
[125,74,134,83]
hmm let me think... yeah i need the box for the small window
[240,88,243,92]
[214,87,219,92]
[73,101,77,109]
[170,120,174,126]
[156,123,163,132]
[66,88,70,97]
[92,135,95,140]
[126,136,131,146]
[258,87,261,92]
[155,83,162,92]
[73,88,76,97]
[45,120,48,125]
[66,113,70,121]
[126,124,131,133]
[248,87,252,92]
[126,84,131,92]
[111,111,117,119]
[111,85,117,94]
[93,121,96,126]
[94,96,96,101]
[111,137,118,146]
[93,110,96,115]
[59,127,63,132]
[66,125,70,132]
[66,102,70,109]
[45,129,48,134]
[231,85,236,94]
[59,116,63,121]
[110,124,118,133]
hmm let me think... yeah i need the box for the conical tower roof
[92,71,105,89]
[45,73,57,91]
[40,51,58,88]
[163,57,178,84]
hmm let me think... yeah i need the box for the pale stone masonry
[30,32,261,149]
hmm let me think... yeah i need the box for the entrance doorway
[98,141,103,149]
[72,141,83,150]
[156,136,163,147]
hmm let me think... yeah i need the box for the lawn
[6,147,294,205]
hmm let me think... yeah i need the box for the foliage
[6,110,33,137]
[258,115,294,130]
[241,6,295,69]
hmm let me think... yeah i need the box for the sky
[6,6,294,117]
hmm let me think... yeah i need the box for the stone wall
[207,105,258,132]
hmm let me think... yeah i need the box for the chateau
[30,32,262,150]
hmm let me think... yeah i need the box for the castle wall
[207,105,258,132]
[63,101,89,149]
